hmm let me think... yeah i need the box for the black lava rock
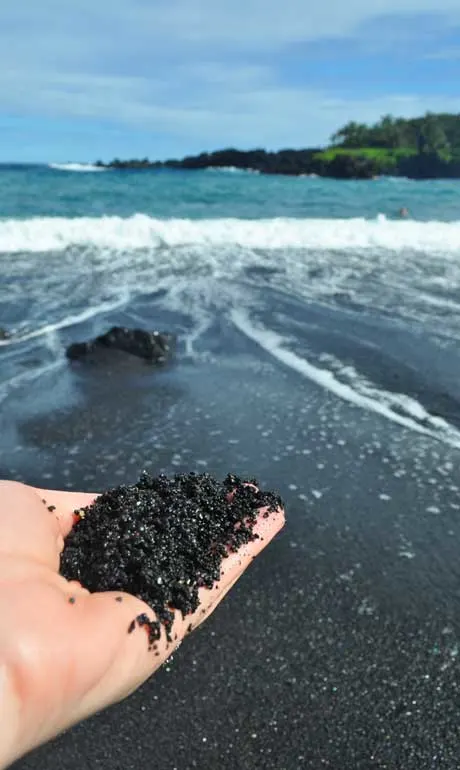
[60,472,283,641]
[66,326,175,364]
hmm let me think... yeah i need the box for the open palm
[0,480,284,768]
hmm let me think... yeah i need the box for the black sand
[4,306,460,770]
[61,472,282,641]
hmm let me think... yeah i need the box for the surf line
[230,308,460,449]
[0,295,129,348]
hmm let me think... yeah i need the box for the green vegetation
[329,113,460,160]
[103,112,460,179]
[315,146,417,171]
[316,147,416,161]
[309,113,460,177]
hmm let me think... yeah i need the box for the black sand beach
[3,298,460,769]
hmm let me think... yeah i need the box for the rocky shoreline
[96,148,460,180]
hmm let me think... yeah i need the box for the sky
[1,0,460,162]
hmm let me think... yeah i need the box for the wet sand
[5,344,460,769]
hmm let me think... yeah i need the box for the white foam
[0,360,63,405]
[49,163,106,173]
[1,213,460,254]
[206,166,260,174]
[0,294,128,347]
[230,309,460,448]
[379,175,411,183]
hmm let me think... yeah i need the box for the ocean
[3,164,460,769]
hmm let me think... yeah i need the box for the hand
[0,480,284,768]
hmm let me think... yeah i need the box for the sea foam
[48,163,106,173]
[0,214,460,254]
[230,309,460,449]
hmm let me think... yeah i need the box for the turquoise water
[2,162,460,451]
[2,165,460,346]
[2,165,460,220]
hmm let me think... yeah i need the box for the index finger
[33,488,99,538]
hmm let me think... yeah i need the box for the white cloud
[2,0,460,60]
[0,0,459,155]
[2,65,457,152]
[62,0,460,48]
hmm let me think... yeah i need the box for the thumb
[64,590,166,728]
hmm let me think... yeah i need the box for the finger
[179,500,285,634]
[32,488,99,538]
[0,481,64,569]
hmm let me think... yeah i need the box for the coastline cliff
[97,112,460,180]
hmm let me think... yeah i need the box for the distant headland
[97,113,460,180]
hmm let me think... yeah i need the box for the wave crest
[0,213,459,254]
[48,163,106,173]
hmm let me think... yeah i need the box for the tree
[417,113,451,155]
[330,112,460,154]
[372,115,402,148]
[330,121,370,148]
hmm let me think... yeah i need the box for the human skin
[0,480,284,768]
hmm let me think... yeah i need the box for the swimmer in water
[399,207,409,218]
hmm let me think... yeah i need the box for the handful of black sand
[60,472,282,641]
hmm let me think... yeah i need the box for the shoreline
[95,148,460,180]
[96,163,460,181]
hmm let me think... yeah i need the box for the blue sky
[1,0,460,162]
